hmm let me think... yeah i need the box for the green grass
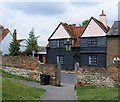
[76,86,119,101]
[1,69,46,100]
[2,78,45,100]
[0,76,2,101]
[1,70,39,83]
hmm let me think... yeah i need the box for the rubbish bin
[40,74,50,85]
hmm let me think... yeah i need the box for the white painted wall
[81,19,106,37]
[50,24,71,39]
[19,40,27,52]
[1,32,13,55]
[99,16,107,28]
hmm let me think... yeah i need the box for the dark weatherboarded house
[80,10,110,68]
[46,22,84,70]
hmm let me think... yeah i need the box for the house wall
[20,40,27,52]
[50,24,71,40]
[80,37,107,68]
[80,53,106,67]
[50,39,73,48]
[47,38,79,70]
[47,48,76,70]
[1,32,13,55]
[107,36,120,67]
[81,19,106,37]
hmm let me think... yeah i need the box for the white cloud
[0,1,118,46]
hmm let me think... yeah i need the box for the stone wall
[1,56,57,86]
[107,63,120,86]
[76,66,119,88]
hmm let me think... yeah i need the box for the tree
[25,28,38,55]
[9,30,20,56]
[82,20,89,26]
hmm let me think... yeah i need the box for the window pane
[89,38,97,46]
[57,40,60,47]
[57,56,64,64]
[89,55,98,65]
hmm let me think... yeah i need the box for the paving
[9,72,77,101]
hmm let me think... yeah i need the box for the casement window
[57,40,60,47]
[57,40,64,48]
[57,56,64,64]
[89,55,98,65]
[89,37,97,46]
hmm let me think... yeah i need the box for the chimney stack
[99,10,107,28]
[72,24,76,27]
[13,29,17,40]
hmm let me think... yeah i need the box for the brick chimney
[99,10,107,28]
[72,24,76,27]
[13,29,17,40]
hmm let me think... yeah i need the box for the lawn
[1,70,39,83]
[2,78,45,100]
[1,69,46,100]
[76,86,119,101]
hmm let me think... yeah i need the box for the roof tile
[0,27,9,42]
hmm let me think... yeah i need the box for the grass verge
[1,69,39,83]
[2,78,45,100]
[76,86,119,101]
[1,69,46,100]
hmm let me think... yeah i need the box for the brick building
[107,21,120,67]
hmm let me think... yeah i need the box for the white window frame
[57,55,64,64]
[57,40,60,47]
[89,37,97,46]
[89,55,98,65]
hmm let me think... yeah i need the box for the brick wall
[2,56,40,70]
[107,37,120,67]
[2,56,58,86]
[107,63,120,86]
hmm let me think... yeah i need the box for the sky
[0,0,119,46]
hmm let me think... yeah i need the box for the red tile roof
[62,23,85,47]
[0,26,10,42]
[47,22,85,48]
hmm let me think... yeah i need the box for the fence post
[56,62,61,86]
[74,62,79,89]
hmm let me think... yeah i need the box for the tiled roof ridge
[62,22,85,47]
[91,16,110,33]
[62,22,85,39]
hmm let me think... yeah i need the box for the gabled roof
[107,21,120,36]
[81,17,110,37]
[17,39,27,44]
[47,22,85,48]
[92,17,110,33]
[48,22,84,40]
[63,23,85,39]
[0,26,10,42]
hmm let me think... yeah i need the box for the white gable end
[50,24,71,39]
[81,19,106,37]
[1,32,13,55]
[20,40,27,52]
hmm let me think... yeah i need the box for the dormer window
[89,37,97,46]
